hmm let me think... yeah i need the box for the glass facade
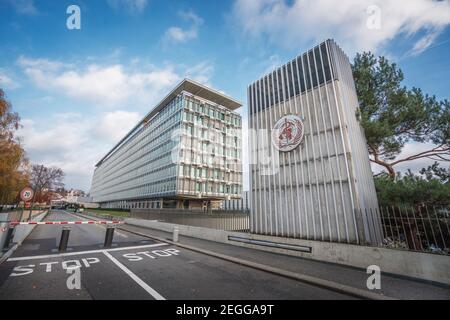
[90,83,243,209]
[177,95,242,199]
[90,95,183,204]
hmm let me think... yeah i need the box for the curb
[120,224,397,300]
[0,244,19,264]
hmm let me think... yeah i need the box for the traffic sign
[20,187,34,202]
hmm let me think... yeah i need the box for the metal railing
[130,205,449,255]
[359,206,450,255]
[131,208,250,231]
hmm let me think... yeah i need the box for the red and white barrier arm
[10,220,123,226]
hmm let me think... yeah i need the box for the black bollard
[2,226,15,252]
[58,226,71,252]
[104,226,115,248]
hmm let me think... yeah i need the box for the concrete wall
[131,209,249,231]
[0,211,47,257]
[125,218,450,285]
[12,211,48,244]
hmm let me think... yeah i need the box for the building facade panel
[248,39,382,244]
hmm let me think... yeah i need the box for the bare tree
[28,164,64,219]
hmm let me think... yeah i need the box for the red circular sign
[20,187,34,202]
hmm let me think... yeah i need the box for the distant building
[65,189,86,203]
[90,79,243,210]
[248,39,381,244]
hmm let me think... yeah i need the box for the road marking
[7,243,169,262]
[102,250,166,300]
[123,248,180,261]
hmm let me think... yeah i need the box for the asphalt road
[0,211,356,300]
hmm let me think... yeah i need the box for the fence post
[418,206,430,250]
[433,207,446,251]
[425,206,438,249]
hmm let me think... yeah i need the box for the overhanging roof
[95,78,242,167]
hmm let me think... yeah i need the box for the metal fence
[131,205,449,255]
[131,209,250,231]
[358,206,450,255]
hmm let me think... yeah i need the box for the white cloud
[107,0,149,14]
[94,110,141,143]
[409,28,442,56]
[17,56,216,109]
[232,0,450,55]
[18,110,143,191]
[17,56,182,108]
[6,0,38,15]
[164,11,204,44]
[0,69,20,89]
[184,61,214,86]
[19,114,99,191]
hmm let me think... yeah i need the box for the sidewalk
[120,223,450,300]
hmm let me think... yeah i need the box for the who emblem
[271,115,305,152]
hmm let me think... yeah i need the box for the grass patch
[85,209,130,218]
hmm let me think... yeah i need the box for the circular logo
[20,187,34,202]
[271,115,305,152]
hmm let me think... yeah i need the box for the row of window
[97,110,182,181]
[98,176,177,202]
[96,140,179,189]
[179,150,241,170]
[98,160,177,198]
[184,96,241,127]
[180,136,240,151]
[96,95,183,177]
[178,178,242,195]
[179,164,242,183]
[183,108,241,129]
[101,201,162,210]
[181,121,241,137]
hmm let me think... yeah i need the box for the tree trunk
[386,165,396,179]
[370,158,396,179]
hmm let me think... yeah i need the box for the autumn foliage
[0,88,29,204]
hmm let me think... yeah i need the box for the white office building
[91,79,243,210]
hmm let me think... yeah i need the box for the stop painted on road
[123,248,180,262]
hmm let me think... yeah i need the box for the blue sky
[1,0,450,192]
